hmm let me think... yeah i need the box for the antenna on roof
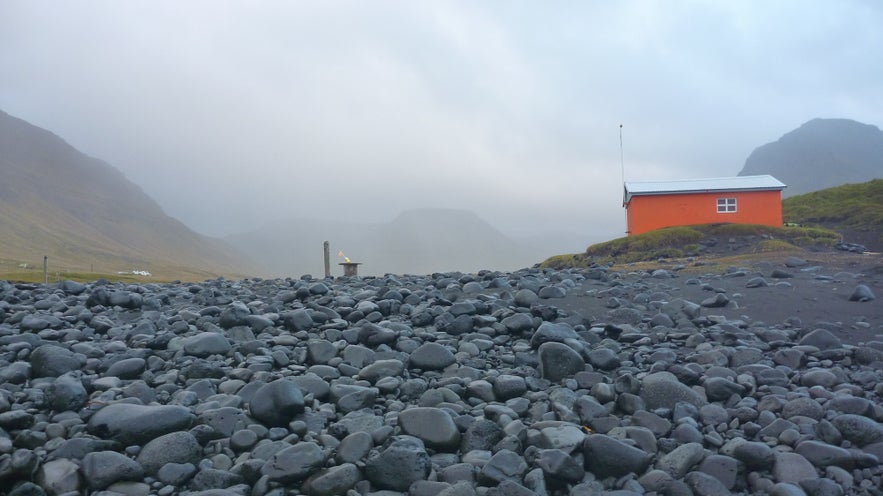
[619,124,625,184]
[620,124,628,236]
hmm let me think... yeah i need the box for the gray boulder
[493,375,527,401]
[537,342,585,382]
[358,359,405,383]
[365,437,431,491]
[302,463,362,496]
[536,448,584,484]
[408,342,456,370]
[283,308,315,331]
[514,289,539,307]
[733,442,775,470]
[398,407,460,451]
[831,414,883,447]
[850,284,876,302]
[249,379,305,427]
[136,431,201,474]
[799,328,842,350]
[104,357,146,379]
[81,451,144,490]
[700,293,730,308]
[35,458,81,495]
[45,373,87,412]
[583,434,652,478]
[29,345,80,378]
[87,403,194,445]
[461,419,504,452]
[183,332,232,357]
[501,313,535,333]
[772,452,817,484]
[261,442,326,483]
[478,449,528,485]
[658,442,706,479]
[640,372,706,410]
[530,322,580,348]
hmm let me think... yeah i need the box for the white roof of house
[623,175,786,204]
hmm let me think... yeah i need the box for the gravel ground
[0,250,882,496]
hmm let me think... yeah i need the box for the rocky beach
[1,253,882,496]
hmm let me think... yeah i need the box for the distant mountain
[739,118,883,197]
[0,109,258,279]
[225,208,544,277]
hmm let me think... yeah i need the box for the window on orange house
[717,198,737,213]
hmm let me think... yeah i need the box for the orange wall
[626,190,782,235]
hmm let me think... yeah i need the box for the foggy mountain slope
[223,217,375,277]
[374,209,540,275]
[0,109,258,278]
[739,118,883,197]
[225,208,544,277]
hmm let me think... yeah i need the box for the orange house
[623,175,786,235]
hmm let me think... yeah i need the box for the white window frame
[717,197,737,213]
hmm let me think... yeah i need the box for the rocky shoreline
[0,256,881,496]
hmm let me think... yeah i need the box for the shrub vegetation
[540,223,840,268]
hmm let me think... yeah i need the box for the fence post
[43,256,48,284]
[323,241,331,278]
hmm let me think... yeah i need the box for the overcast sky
[2,1,881,245]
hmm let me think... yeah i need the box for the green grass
[594,226,705,257]
[0,271,154,284]
[784,179,883,230]
[753,239,800,253]
[0,256,245,284]
[540,223,841,269]
[541,254,589,269]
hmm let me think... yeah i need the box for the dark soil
[555,247,883,346]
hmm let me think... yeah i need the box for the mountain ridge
[0,109,259,280]
[739,118,883,197]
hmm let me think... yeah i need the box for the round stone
[36,458,81,495]
[831,414,883,447]
[29,345,80,378]
[849,284,875,302]
[537,342,585,382]
[82,451,145,490]
[365,437,431,491]
[261,442,326,483]
[398,407,460,451]
[493,375,527,401]
[408,342,456,370]
[136,431,201,474]
[104,357,147,379]
[45,373,88,412]
[583,434,652,478]
[183,332,232,357]
[248,379,305,427]
[530,322,580,348]
[640,372,706,410]
[303,463,362,496]
[87,403,194,445]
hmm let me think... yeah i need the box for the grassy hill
[783,179,883,251]
[541,223,840,269]
[0,109,259,282]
